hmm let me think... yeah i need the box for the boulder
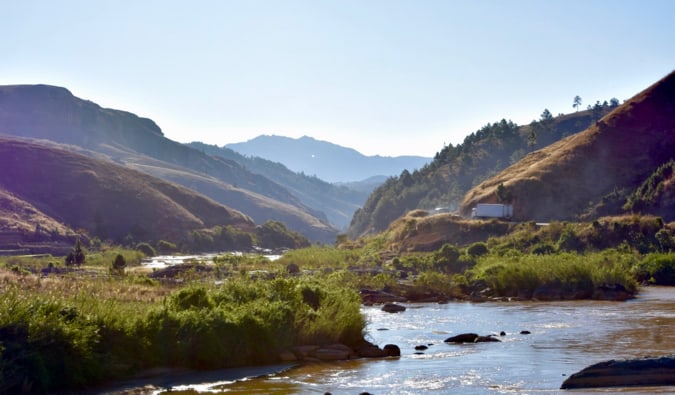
[383,344,401,357]
[292,345,319,359]
[356,345,386,358]
[312,348,351,361]
[445,333,501,343]
[381,303,406,313]
[444,333,479,343]
[561,356,675,389]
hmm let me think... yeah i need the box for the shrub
[433,243,462,273]
[632,253,675,285]
[110,254,126,276]
[557,229,584,252]
[156,240,178,254]
[135,242,157,257]
[531,242,555,255]
[467,242,489,257]
[65,238,86,266]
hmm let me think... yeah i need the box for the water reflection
[152,287,675,394]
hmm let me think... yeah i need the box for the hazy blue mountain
[225,135,432,183]
[188,142,369,230]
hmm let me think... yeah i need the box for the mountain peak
[226,135,431,183]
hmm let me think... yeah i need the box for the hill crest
[460,70,675,221]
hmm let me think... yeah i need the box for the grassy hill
[0,84,337,242]
[0,137,256,248]
[348,72,675,238]
[461,70,675,222]
[347,99,615,238]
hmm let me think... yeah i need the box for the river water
[152,287,675,395]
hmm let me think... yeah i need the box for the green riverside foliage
[631,253,675,285]
[624,159,675,214]
[0,271,364,393]
[468,251,638,298]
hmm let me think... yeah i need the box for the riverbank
[0,269,366,394]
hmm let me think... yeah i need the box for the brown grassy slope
[0,84,336,242]
[0,188,72,235]
[460,70,675,221]
[0,137,254,243]
[128,163,339,243]
[381,210,512,252]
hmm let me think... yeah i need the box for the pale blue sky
[2,1,674,157]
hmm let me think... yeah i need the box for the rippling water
[152,287,675,395]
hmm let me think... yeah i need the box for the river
[146,286,675,395]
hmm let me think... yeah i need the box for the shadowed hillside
[0,137,255,245]
[460,70,675,222]
[0,84,337,242]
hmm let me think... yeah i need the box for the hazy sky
[2,1,674,157]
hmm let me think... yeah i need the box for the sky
[2,1,674,157]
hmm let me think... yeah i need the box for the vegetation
[349,104,618,238]
[0,253,364,393]
[3,212,675,393]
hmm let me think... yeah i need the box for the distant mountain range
[225,135,431,183]
[187,142,371,230]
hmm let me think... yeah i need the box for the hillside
[0,137,255,246]
[189,142,368,230]
[226,135,431,183]
[347,104,612,238]
[461,70,675,222]
[0,84,337,242]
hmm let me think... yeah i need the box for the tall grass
[0,270,365,393]
[468,251,638,297]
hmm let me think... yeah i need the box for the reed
[0,267,365,393]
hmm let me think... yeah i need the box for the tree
[573,95,582,112]
[135,242,156,257]
[110,254,126,276]
[527,120,538,150]
[65,237,86,267]
[540,108,553,122]
[609,97,620,108]
[434,243,462,273]
[495,183,513,203]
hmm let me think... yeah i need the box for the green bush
[110,254,126,276]
[632,253,675,285]
[156,240,178,254]
[433,244,462,273]
[467,242,489,257]
[531,242,556,255]
[0,272,365,393]
[470,252,637,298]
[135,242,156,257]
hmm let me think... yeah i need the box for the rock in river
[561,356,675,389]
[381,303,406,313]
[444,333,500,343]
